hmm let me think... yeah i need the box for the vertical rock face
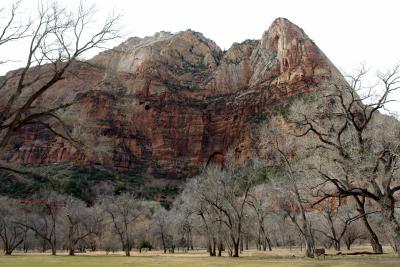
[1,18,341,181]
[250,18,337,92]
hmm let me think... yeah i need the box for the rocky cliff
[0,18,341,196]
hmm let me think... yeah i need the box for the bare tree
[0,1,30,55]
[352,195,383,253]
[0,0,121,174]
[259,118,315,257]
[342,222,363,250]
[100,193,146,256]
[16,191,65,255]
[289,65,400,254]
[152,206,178,253]
[0,197,26,255]
[62,196,103,255]
[161,205,195,253]
[181,161,260,257]
[246,184,273,251]
[100,228,119,255]
[177,183,222,256]
[313,200,359,251]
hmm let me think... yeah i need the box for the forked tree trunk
[354,196,383,254]
[380,197,400,255]
[230,235,240,257]
[211,238,216,256]
[218,242,223,256]
[233,241,240,257]
[2,239,23,256]
[261,230,272,251]
[333,239,340,251]
[304,233,315,258]
[207,242,214,256]
[361,215,383,253]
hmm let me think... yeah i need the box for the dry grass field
[1,247,400,267]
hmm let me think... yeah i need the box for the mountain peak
[262,17,308,49]
[270,17,303,30]
[90,28,222,75]
[249,17,334,88]
[1,18,345,195]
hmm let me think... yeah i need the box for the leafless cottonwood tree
[356,195,383,253]
[259,118,315,257]
[246,184,273,251]
[342,222,363,250]
[152,207,171,254]
[152,206,189,254]
[0,0,121,174]
[290,65,400,254]
[16,191,65,255]
[100,193,147,256]
[169,206,195,252]
[178,183,222,256]
[180,162,260,257]
[0,1,30,54]
[62,196,103,255]
[0,197,26,255]
[313,200,359,251]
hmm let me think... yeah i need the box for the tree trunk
[334,240,340,251]
[218,242,223,256]
[232,236,240,257]
[304,234,314,258]
[189,230,194,250]
[208,242,213,256]
[380,199,400,255]
[125,248,130,256]
[361,214,383,253]
[346,241,351,250]
[211,238,216,256]
[354,196,383,254]
[261,231,272,251]
[69,248,75,256]
[51,245,56,256]
[125,235,131,256]
[266,236,272,251]
[52,222,57,256]
[233,241,239,257]
[366,227,383,254]
[42,241,46,253]
[161,232,167,254]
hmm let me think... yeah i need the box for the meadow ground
[1,247,400,267]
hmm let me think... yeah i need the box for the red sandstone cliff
[0,18,342,182]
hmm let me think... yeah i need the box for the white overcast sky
[1,0,400,114]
